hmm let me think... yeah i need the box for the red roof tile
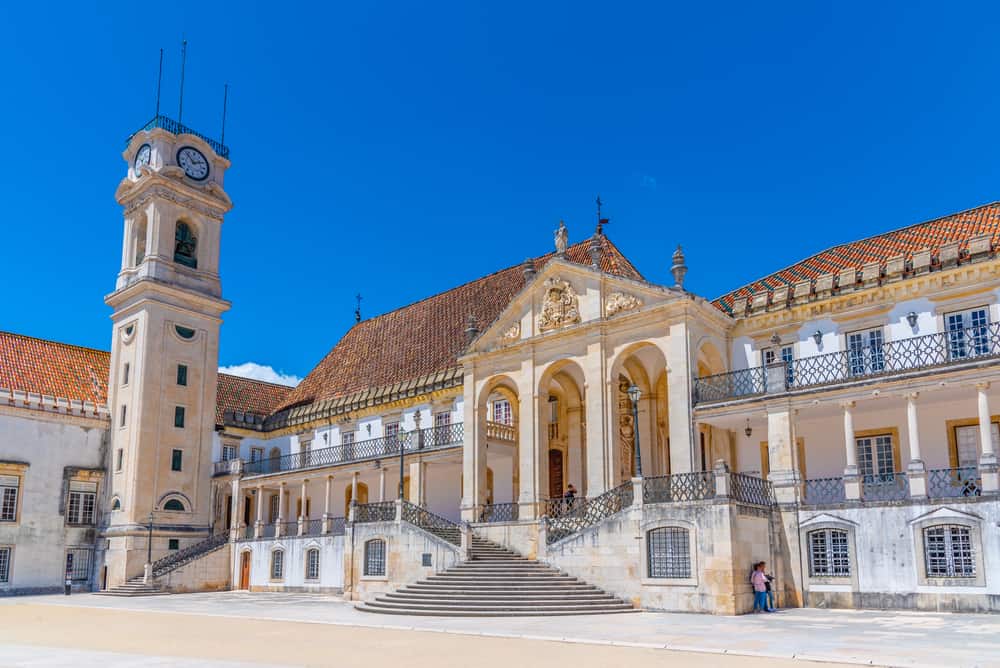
[275,236,643,414]
[713,202,1000,313]
[0,330,292,425]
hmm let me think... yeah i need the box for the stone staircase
[356,538,635,616]
[97,532,228,597]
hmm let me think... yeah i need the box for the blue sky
[2,2,999,384]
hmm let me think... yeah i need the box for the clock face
[134,144,151,175]
[176,146,210,181]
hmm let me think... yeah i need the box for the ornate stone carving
[537,277,580,332]
[501,322,520,343]
[554,220,568,256]
[121,183,229,221]
[605,291,642,317]
[618,375,635,483]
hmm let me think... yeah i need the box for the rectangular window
[66,483,97,525]
[171,449,183,472]
[250,447,264,463]
[0,547,9,583]
[174,406,185,428]
[856,434,894,480]
[385,422,400,452]
[342,431,355,445]
[122,362,130,386]
[0,477,18,523]
[946,307,990,360]
[221,445,237,462]
[120,404,127,428]
[306,549,320,580]
[647,527,691,579]
[432,412,451,446]
[924,525,975,578]
[176,364,188,386]
[847,327,885,376]
[808,529,851,576]
[271,550,284,579]
[168,539,180,550]
[492,399,513,426]
[954,423,1000,469]
[364,539,386,577]
[269,494,279,523]
[115,449,124,472]
[65,548,92,582]
[763,345,795,386]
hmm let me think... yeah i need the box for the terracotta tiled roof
[275,236,643,414]
[215,373,293,425]
[713,202,1000,314]
[0,330,292,426]
[0,331,110,405]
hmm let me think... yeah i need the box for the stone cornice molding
[0,388,109,425]
[116,178,232,221]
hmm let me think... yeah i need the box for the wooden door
[239,551,251,590]
[548,449,564,498]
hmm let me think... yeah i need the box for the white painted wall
[236,535,344,592]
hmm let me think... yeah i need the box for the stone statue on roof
[555,220,568,256]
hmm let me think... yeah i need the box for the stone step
[383,593,620,604]
[355,604,638,617]
[358,600,635,614]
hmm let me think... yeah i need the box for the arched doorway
[611,343,669,481]
[475,377,520,511]
[537,360,587,500]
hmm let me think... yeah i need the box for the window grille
[0,547,9,582]
[306,549,320,580]
[364,539,386,577]
[65,548,92,582]
[0,478,18,522]
[924,525,975,578]
[271,550,284,579]
[808,529,850,576]
[269,494,279,523]
[646,527,691,579]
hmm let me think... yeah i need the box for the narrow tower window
[171,449,183,471]
[173,222,198,268]
[174,406,186,428]
[177,364,188,386]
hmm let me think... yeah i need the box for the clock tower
[102,117,232,587]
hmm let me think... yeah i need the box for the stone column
[977,382,999,493]
[460,368,484,521]
[409,460,425,506]
[298,478,308,535]
[379,468,386,502]
[665,322,695,474]
[517,365,539,520]
[276,482,286,537]
[765,403,804,609]
[254,483,264,538]
[905,393,927,498]
[582,340,609,496]
[841,401,860,500]
[322,475,333,533]
[229,478,241,541]
[351,471,359,504]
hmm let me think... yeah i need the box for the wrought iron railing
[150,532,228,577]
[861,473,909,501]
[328,516,347,536]
[213,460,237,475]
[277,521,298,536]
[304,519,323,536]
[642,472,715,504]
[259,523,276,539]
[803,477,846,504]
[243,423,464,476]
[243,524,254,540]
[474,502,519,523]
[728,472,775,506]
[354,501,396,523]
[401,501,461,545]
[127,115,231,159]
[485,420,517,442]
[694,324,1000,404]
[545,481,634,544]
[928,467,981,498]
[543,497,584,517]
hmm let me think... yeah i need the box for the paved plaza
[0,593,995,667]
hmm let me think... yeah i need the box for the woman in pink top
[751,562,772,612]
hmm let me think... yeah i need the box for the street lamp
[627,385,643,478]
[146,511,154,565]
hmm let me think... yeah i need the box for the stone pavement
[5,592,998,667]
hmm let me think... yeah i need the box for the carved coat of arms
[605,291,643,317]
[537,277,580,332]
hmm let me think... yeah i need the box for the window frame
[944,306,990,360]
[122,362,130,386]
[66,490,97,526]
[171,449,183,472]
[0,476,20,524]
[846,326,885,377]
[174,406,186,429]
[270,549,285,581]
[176,363,188,387]
[808,528,851,577]
[163,498,186,512]
[65,548,92,583]
[221,444,238,462]
[641,522,697,586]
[923,525,975,579]
[911,515,985,587]
[305,548,320,580]
[0,546,10,584]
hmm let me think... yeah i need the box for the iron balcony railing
[304,519,323,536]
[728,472,775,506]
[354,501,396,523]
[213,460,235,476]
[803,477,846,505]
[401,501,461,545]
[277,521,298,536]
[242,423,464,477]
[474,502,519,523]
[545,481,634,544]
[259,523,277,539]
[694,323,1000,404]
[642,472,715,504]
[928,467,981,498]
[126,114,230,159]
[328,517,347,536]
[861,473,909,501]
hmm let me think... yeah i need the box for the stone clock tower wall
[102,121,232,587]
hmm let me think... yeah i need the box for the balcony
[238,423,464,477]
[485,420,516,443]
[694,324,1000,405]
[126,114,230,159]
[801,467,982,506]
